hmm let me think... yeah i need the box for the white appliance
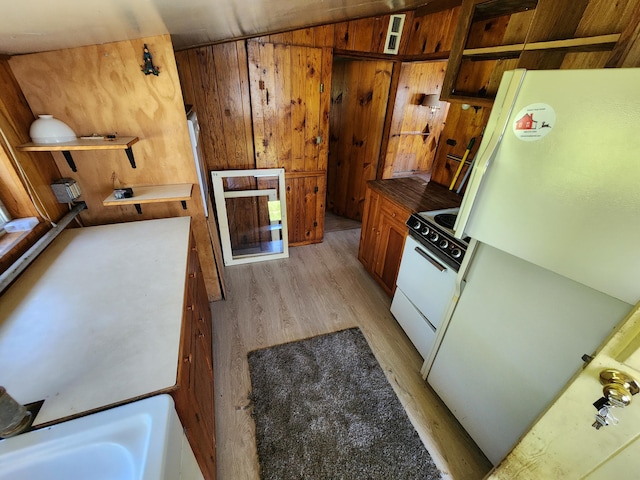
[391,208,467,360]
[187,111,209,218]
[426,68,639,465]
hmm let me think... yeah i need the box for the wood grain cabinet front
[173,233,217,480]
[358,186,410,297]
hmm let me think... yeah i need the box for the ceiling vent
[383,14,406,55]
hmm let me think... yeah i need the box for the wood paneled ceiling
[0,0,444,55]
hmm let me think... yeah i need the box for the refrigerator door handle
[454,69,528,239]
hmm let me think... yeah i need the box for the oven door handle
[414,247,447,272]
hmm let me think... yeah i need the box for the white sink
[0,394,191,480]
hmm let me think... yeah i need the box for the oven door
[395,235,457,330]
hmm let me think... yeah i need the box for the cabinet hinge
[320,83,324,93]
[315,136,323,144]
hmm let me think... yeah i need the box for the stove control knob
[413,221,421,230]
[428,232,439,242]
[421,227,430,236]
[439,239,449,249]
[451,248,462,258]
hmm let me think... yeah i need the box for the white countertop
[0,217,191,426]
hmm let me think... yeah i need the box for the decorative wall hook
[141,44,160,76]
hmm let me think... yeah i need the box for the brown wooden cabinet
[173,233,217,480]
[285,172,327,246]
[358,178,466,297]
[358,186,410,297]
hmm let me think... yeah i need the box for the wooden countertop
[0,217,191,427]
[368,177,463,212]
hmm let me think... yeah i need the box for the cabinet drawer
[390,288,437,360]
[380,200,410,227]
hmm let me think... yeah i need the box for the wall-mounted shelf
[440,0,627,107]
[103,184,193,214]
[16,136,139,172]
[462,34,621,60]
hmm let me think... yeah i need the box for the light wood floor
[324,210,361,232]
[210,228,492,479]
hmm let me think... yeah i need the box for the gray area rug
[247,328,442,479]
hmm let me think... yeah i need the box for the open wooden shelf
[103,184,193,214]
[441,0,629,107]
[462,34,621,59]
[17,136,139,151]
[17,136,139,171]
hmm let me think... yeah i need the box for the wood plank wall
[382,61,449,179]
[9,35,223,301]
[175,9,462,234]
[405,7,461,56]
[247,41,332,246]
[0,58,68,273]
[429,105,491,190]
[175,13,417,172]
[176,41,255,171]
[0,60,66,223]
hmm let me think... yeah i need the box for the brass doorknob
[599,369,639,407]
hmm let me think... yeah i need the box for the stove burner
[434,213,457,230]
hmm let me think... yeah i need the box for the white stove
[390,207,467,362]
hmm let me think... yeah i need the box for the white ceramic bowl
[29,115,77,144]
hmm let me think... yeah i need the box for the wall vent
[383,14,406,55]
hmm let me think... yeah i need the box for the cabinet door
[373,201,408,295]
[358,186,409,296]
[248,41,332,245]
[285,173,326,246]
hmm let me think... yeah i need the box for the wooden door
[381,61,450,179]
[327,58,393,221]
[489,302,640,479]
[248,41,332,245]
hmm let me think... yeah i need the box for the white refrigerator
[426,68,639,465]
[187,110,209,218]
